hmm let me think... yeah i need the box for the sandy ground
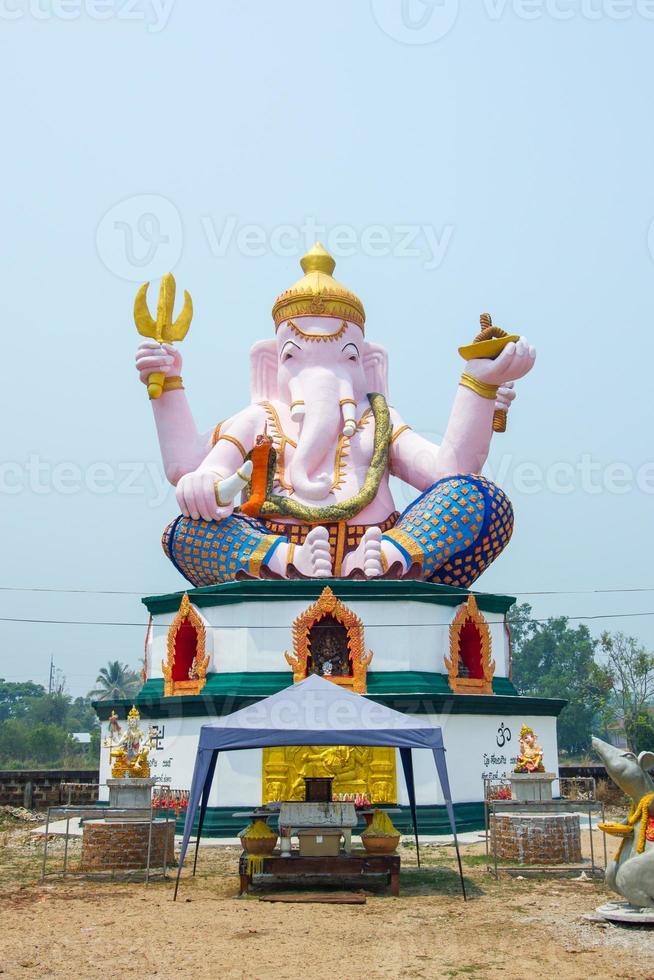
[0,812,652,980]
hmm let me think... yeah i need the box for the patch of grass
[400,866,483,898]
[443,964,494,977]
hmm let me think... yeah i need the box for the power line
[0,612,652,628]
[1,584,654,597]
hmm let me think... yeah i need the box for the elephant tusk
[290,399,305,422]
[214,460,253,507]
[340,398,357,437]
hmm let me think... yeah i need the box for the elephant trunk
[289,368,354,501]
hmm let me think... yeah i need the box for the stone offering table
[279,801,358,854]
[509,772,557,802]
[238,850,400,896]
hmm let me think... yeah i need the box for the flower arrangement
[362,811,400,838]
[238,819,277,840]
[152,788,189,812]
[487,785,512,801]
[361,810,401,854]
[332,792,372,809]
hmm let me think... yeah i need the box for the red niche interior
[172,618,198,682]
[458,618,484,679]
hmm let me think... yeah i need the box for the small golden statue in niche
[284,586,373,693]
[514,724,545,774]
[104,705,155,778]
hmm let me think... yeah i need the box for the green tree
[508,604,613,756]
[89,660,141,700]
[599,631,654,753]
[0,679,46,720]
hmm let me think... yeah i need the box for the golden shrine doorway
[262,744,397,804]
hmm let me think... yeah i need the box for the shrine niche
[444,594,495,695]
[284,586,373,693]
[162,593,210,697]
[262,744,397,805]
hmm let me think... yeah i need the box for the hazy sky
[1,2,652,697]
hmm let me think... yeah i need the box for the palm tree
[89,661,141,700]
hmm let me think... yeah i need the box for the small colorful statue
[514,724,545,773]
[135,244,536,585]
[104,705,153,778]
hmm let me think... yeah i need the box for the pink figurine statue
[135,244,535,585]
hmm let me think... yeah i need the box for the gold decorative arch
[162,593,209,697]
[444,593,495,695]
[284,586,373,693]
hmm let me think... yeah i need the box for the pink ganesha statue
[135,244,535,585]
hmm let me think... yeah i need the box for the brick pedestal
[80,819,175,871]
[490,812,582,864]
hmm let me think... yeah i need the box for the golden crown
[272,243,365,332]
[127,705,141,721]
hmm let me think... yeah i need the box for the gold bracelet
[459,372,498,400]
[162,376,184,392]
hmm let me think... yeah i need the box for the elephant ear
[363,342,390,399]
[638,751,654,773]
[250,339,278,402]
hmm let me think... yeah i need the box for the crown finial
[300,242,336,277]
[272,242,365,332]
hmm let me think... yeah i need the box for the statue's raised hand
[466,337,536,386]
[135,341,182,387]
[175,461,253,522]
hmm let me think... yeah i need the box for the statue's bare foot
[292,526,332,577]
[342,526,385,578]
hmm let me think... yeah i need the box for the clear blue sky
[1,3,652,696]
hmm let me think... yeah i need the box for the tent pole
[399,747,421,869]
[453,831,467,902]
[193,750,219,877]
[174,750,218,901]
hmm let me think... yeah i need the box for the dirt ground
[0,811,652,980]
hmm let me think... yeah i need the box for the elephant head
[248,243,390,501]
[250,318,389,500]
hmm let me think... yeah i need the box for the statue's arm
[136,340,264,488]
[137,341,212,484]
[390,338,535,489]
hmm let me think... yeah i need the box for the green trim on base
[93,671,565,720]
[134,671,518,700]
[142,578,515,617]
[180,802,486,838]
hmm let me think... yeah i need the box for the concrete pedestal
[510,772,556,802]
[106,777,156,818]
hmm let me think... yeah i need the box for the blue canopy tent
[174,674,466,900]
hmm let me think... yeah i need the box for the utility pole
[48,655,54,694]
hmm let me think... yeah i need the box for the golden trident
[133,272,193,399]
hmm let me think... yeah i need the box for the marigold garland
[598,792,654,862]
